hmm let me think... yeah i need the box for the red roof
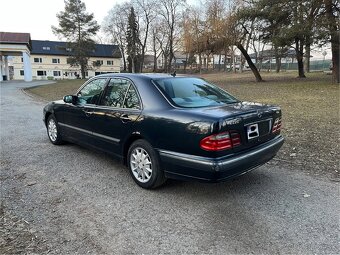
[0,32,31,44]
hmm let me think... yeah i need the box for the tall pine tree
[52,0,100,79]
[126,7,141,73]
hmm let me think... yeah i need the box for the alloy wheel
[130,147,152,183]
[48,119,58,142]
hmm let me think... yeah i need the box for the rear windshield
[153,77,239,108]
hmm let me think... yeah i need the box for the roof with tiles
[31,40,121,58]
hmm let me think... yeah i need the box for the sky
[0,0,330,59]
[0,0,125,42]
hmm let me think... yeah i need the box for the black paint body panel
[43,73,284,182]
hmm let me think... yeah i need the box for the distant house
[9,38,121,80]
[173,52,187,68]
[143,54,155,69]
[249,49,298,63]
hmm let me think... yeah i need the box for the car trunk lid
[192,102,282,156]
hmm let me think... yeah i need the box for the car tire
[127,139,166,189]
[46,115,64,145]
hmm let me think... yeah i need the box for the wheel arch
[44,111,53,126]
[123,133,144,165]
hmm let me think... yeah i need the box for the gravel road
[1,81,339,254]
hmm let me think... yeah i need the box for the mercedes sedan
[43,73,284,189]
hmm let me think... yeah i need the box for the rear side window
[153,77,239,108]
[100,78,140,109]
[124,86,140,109]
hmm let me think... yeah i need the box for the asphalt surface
[0,81,339,254]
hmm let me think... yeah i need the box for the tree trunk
[184,53,188,73]
[218,53,221,71]
[131,57,135,73]
[163,54,168,73]
[153,53,157,73]
[140,18,150,73]
[276,57,281,73]
[232,47,236,73]
[198,53,202,74]
[274,46,281,73]
[140,48,145,73]
[237,43,263,82]
[152,32,157,72]
[325,0,340,83]
[224,52,227,72]
[81,63,86,79]
[331,31,340,83]
[295,38,306,78]
[305,42,311,73]
[120,47,127,72]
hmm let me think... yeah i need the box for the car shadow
[53,141,276,199]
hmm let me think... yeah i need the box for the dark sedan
[43,73,284,189]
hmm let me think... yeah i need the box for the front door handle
[83,110,93,117]
[120,114,131,122]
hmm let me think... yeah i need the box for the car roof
[94,73,193,80]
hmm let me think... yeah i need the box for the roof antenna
[171,70,176,77]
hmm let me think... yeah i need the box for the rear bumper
[158,135,284,182]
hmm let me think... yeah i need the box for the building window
[21,58,23,63]
[34,58,42,63]
[20,70,24,76]
[53,71,61,76]
[52,58,60,64]
[107,60,114,65]
[42,46,50,50]
[96,60,103,65]
[37,70,47,76]
[66,48,72,52]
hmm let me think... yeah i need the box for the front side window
[77,79,107,105]
[52,58,60,64]
[34,58,42,63]
[153,77,239,108]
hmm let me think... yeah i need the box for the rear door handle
[120,114,131,122]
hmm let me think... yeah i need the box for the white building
[0,32,121,81]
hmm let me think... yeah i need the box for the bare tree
[102,4,131,71]
[182,6,207,73]
[158,0,186,72]
[133,0,157,72]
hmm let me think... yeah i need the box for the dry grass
[26,79,85,101]
[25,71,339,180]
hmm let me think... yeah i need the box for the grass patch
[26,79,85,101]
[26,72,339,180]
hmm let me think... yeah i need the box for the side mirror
[63,95,77,104]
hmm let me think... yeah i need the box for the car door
[90,78,142,157]
[60,78,108,145]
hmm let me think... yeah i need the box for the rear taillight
[200,131,241,151]
[230,131,241,146]
[272,118,282,133]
